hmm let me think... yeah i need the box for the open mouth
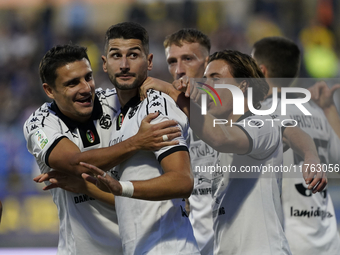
[76,96,92,104]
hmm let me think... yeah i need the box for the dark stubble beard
[108,70,147,91]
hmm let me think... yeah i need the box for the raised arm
[140,77,190,117]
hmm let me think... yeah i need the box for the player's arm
[309,81,340,138]
[81,150,193,201]
[189,100,250,153]
[140,77,189,117]
[282,126,326,193]
[35,171,115,205]
[46,112,181,176]
[140,78,251,153]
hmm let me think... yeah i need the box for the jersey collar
[50,94,103,130]
[120,95,141,116]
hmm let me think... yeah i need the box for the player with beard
[24,44,181,255]
[81,22,200,255]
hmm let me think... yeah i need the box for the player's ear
[147,53,153,71]
[259,64,267,77]
[102,55,108,73]
[42,83,55,99]
[204,56,209,69]
[239,80,249,94]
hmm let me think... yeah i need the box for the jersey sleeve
[234,116,282,160]
[23,105,68,170]
[142,89,189,162]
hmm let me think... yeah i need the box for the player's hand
[80,162,123,196]
[309,81,340,110]
[173,76,202,103]
[135,112,181,151]
[140,77,174,100]
[302,157,327,194]
[33,170,93,194]
[173,76,191,97]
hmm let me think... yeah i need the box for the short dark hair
[104,22,149,55]
[39,44,90,88]
[208,49,268,109]
[163,28,211,53]
[253,37,300,86]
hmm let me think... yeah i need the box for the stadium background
[0,0,340,253]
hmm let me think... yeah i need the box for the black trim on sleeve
[163,98,168,116]
[45,136,68,167]
[234,125,253,155]
[157,145,189,163]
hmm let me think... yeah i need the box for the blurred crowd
[0,0,340,196]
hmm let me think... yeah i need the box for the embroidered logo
[86,130,95,143]
[100,114,112,129]
[118,113,124,128]
[34,129,49,149]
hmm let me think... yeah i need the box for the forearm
[130,172,193,201]
[323,105,340,138]
[73,136,139,172]
[83,182,115,205]
[189,102,245,152]
[169,89,190,117]
[50,136,140,175]
[128,151,193,200]
[283,127,319,160]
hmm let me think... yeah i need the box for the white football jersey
[188,128,217,255]
[212,113,292,255]
[110,89,200,255]
[24,88,123,255]
[262,95,340,255]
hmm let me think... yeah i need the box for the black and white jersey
[188,129,217,255]
[212,112,292,255]
[110,89,200,255]
[262,95,340,255]
[23,88,123,255]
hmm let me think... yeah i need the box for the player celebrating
[252,36,340,255]
[163,28,217,255]
[81,22,200,255]
[24,44,181,255]
[142,48,326,254]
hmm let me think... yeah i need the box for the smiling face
[43,58,95,123]
[102,38,153,91]
[165,42,208,80]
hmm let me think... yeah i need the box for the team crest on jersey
[34,129,49,149]
[99,114,112,129]
[128,105,139,119]
[86,130,95,143]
